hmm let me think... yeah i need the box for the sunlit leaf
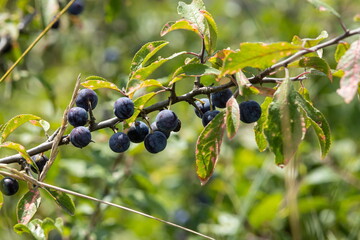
[335,42,350,63]
[81,80,123,93]
[160,20,201,37]
[124,92,157,128]
[220,42,301,78]
[225,97,240,139]
[177,0,206,35]
[337,40,360,103]
[299,57,332,81]
[85,75,108,81]
[307,0,340,17]
[201,10,218,55]
[127,80,164,98]
[44,188,75,216]
[209,49,235,69]
[354,14,360,22]
[0,114,41,143]
[249,194,282,229]
[0,142,32,164]
[14,217,62,240]
[17,189,41,224]
[0,193,3,210]
[29,120,50,134]
[170,63,220,85]
[254,97,273,152]
[195,111,226,185]
[291,31,328,48]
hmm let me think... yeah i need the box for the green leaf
[127,80,164,98]
[28,119,50,134]
[41,217,63,236]
[254,97,273,152]
[195,111,226,185]
[85,75,108,81]
[299,57,332,81]
[124,92,157,128]
[225,97,240,139]
[291,31,328,48]
[44,188,75,216]
[14,217,62,240]
[295,92,331,158]
[130,51,186,81]
[263,77,303,165]
[170,63,220,85]
[0,114,42,143]
[160,20,202,37]
[81,80,123,93]
[130,41,169,74]
[220,42,301,77]
[201,10,218,55]
[0,192,3,210]
[209,49,236,69]
[307,0,340,18]
[337,40,360,103]
[177,0,206,35]
[335,41,350,63]
[0,142,32,164]
[249,194,282,229]
[17,189,42,224]
[14,223,32,235]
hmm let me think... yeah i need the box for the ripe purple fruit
[114,97,134,120]
[155,110,178,132]
[151,122,170,138]
[194,98,212,118]
[239,100,262,123]
[30,155,49,173]
[70,126,92,148]
[109,132,130,153]
[144,131,167,154]
[68,107,88,127]
[68,0,84,15]
[76,89,98,111]
[173,119,181,132]
[127,121,149,143]
[210,89,233,108]
[0,177,19,196]
[202,110,220,127]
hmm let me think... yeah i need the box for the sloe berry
[70,126,92,148]
[151,122,170,138]
[30,155,49,173]
[173,119,181,132]
[0,177,19,196]
[51,17,60,29]
[239,100,262,123]
[127,121,149,143]
[202,110,220,127]
[76,89,98,111]
[68,107,88,127]
[211,88,233,108]
[0,36,12,55]
[194,98,212,118]
[155,110,178,132]
[114,97,134,120]
[109,132,130,153]
[68,0,84,15]
[144,131,167,154]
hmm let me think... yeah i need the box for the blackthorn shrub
[109,132,131,153]
[202,110,220,127]
[68,0,84,15]
[68,107,88,127]
[239,100,262,123]
[144,131,167,154]
[210,89,233,108]
[76,89,98,111]
[114,97,134,120]
[70,126,92,148]
[30,155,49,173]
[128,121,149,143]
[155,110,179,132]
[151,122,170,138]
[194,98,212,118]
[0,177,19,196]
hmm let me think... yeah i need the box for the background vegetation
[1,0,360,239]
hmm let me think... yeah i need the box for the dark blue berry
[0,36,12,55]
[239,100,262,123]
[172,119,181,132]
[70,126,92,148]
[76,89,98,111]
[68,0,84,15]
[211,89,233,108]
[114,97,134,120]
[194,98,212,118]
[68,107,88,127]
[30,155,49,173]
[109,132,130,153]
[155,110,178,132]
[0,177,19,196]
[127,121,149,143]
[144,131,167,154]
[151,122,170,138]
[51,17,60,29]
[202,110,220,127]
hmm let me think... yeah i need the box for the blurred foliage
[1,0,360,239]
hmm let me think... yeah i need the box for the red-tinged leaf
[195,111,226,185]
[44,188,75,216]
[337,40,360,103]
[253,86,276,97]
[130,41,169,73]
[124,92,157,128]
[200,10,218,55]
[0,142,32,164]
[17,189,41,224]
[81,80,123,94]
[307,0,340,17]
[209,49,236,69]
[0,114,41,143]
[127,80,164,98]
[170,63,220,85]
[335,42,350,63]
[29,120,50,133]
[299,57,332,81]
[254,97,273,152]
[177,0,206,35]
[160,20,202,37]
[220,42,301,78]
[225,97,240,139]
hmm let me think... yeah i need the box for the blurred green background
[1,0,360,239]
